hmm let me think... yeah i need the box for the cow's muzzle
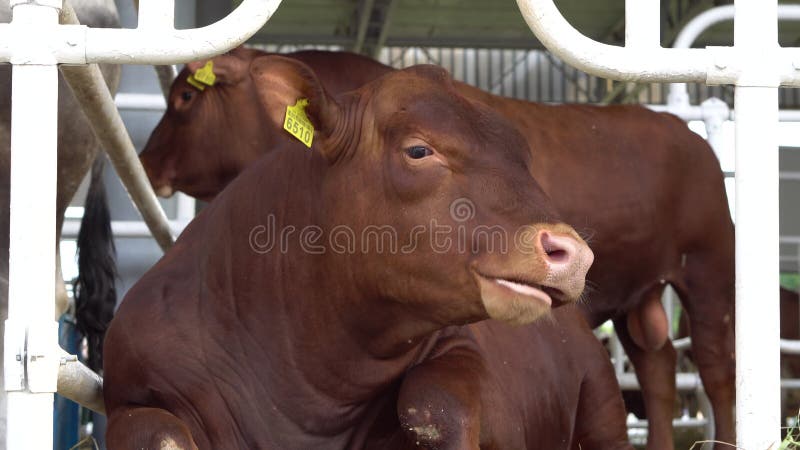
[472,224,593,325]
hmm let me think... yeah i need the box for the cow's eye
[181,91,194,102]
[405,146,433,159]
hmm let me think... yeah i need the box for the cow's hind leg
[106,406,198,450]
[676,247,736,450]
[613,315,676,450]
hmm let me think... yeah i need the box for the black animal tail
[74,156,117,373]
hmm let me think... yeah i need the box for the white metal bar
[175,192,196,222]
[646,102,800,123]
[672,336,800,355]
[153,65,177,100]
[130,0,178,100]
[514,0,708,83]
[735,85,781,450]
[780,339,800,354]
[663,285,675,340]
[672,336,691,351]
[0,0,283,65]
[625,0,659,48]
[136,0,174,30]
[781,171,800,181]
[610,330,626,377]
[668,5,800,107]
[115,92,166,111]
[85,0,281,64]
[618,373,702,391]
[60,2,176,251]
[733,0,781,446]
[59,62,174,251]
[62,219,187,239]
[56,350,104,414]
[622,372,800,391]
[515,0,800,86]
[778,110,800,122]
[781,379,800,390]
[627,418,709,429]
[4,3,60,448]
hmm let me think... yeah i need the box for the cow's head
[252,56,594,326]
[139,46,270,201]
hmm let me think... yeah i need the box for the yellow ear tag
[283,98,314,148]
[186,61,217,91]
[186,75,206,91]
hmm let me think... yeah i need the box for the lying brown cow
[140,48,735,449]
[106,60,631,449]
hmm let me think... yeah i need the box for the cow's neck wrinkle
[201,145,448,440]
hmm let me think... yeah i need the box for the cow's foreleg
[396,345,487,450]
[106,406,198,450]
[613,316,676,450]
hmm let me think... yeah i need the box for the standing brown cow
[139,48,735,450]
[105,59,631,449]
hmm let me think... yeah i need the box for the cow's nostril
[540,232,572,264]
[546,248,569,263]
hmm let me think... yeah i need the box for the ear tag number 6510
[284,98,314,148]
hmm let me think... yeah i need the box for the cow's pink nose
[538,231,594,278]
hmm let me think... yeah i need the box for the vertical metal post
[734,1,781,448]
[175,192,196,223]
[4,2,61,449]
[137,0,174,29]
[625,0,660,48]
[735,86,780,449]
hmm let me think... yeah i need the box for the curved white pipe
[514,0,709,82]
[669,5,800,105]
[514,0,800,87]
[85,0,283,64]
[0,0,283,65]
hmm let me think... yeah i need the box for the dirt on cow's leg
[676,248,736,450]
[106,406,198,450]
[396,342,490,450]
[613,316,677,450]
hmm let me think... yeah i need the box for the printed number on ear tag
[284,98,314,148]
[186,61,217,91]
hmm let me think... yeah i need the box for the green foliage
[781,413,800,450]
[781,273,800,292]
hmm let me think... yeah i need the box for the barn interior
[48,0,800,448]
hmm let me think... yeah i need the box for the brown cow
[106,59,631,449]
[140,48,735,450]
[140,47,392,201]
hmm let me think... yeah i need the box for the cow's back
[289,50,394,93]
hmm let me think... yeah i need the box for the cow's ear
[250,55,341,159]
[185,48,249,85]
